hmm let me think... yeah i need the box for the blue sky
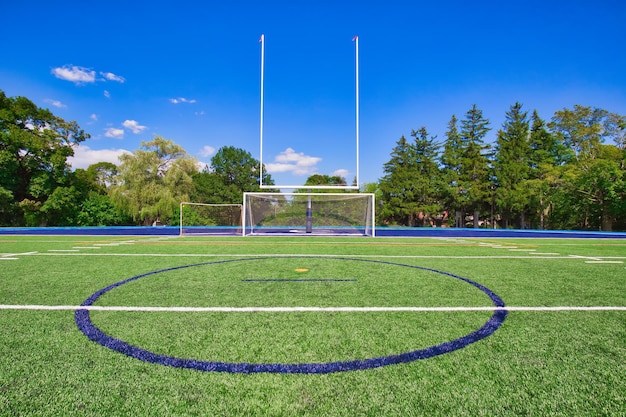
[1,1,625,187]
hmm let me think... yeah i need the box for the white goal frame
[258,34,360,190]
[242,192,375,236]
[179,202,243,236]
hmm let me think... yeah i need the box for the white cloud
[44,98,66,108]
[51,65,96,84]
[196,161,209,172]
[199,145,215,157]
[122,119,147,134]
[90,114,98,121]
[104,90,111,98]
[104,127,124,139]
[170,97,197,104]
[332,169,350,179]
[67,145,131,169]
[265,148,321,175]
[100,72,125,83]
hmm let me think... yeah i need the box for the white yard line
[1,304,625,312]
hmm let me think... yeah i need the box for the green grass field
[1,235,625,416]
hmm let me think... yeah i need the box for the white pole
[259,34,265,188]
[354,35,360,189]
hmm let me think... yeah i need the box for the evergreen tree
[526,110,561,229]
[458,105,492,227]
[379,128,441,226]
[493,102,530,228]
[410,127,443,226]
[440,114,463,225]
[379,135,416,225]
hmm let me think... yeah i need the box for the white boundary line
[27,252,626,260]
[1,305,625,312]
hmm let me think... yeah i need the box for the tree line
[1,89,625,230]
[377,103,625,231]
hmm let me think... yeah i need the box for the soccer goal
[243,192,375,236]
[179,203,243,236]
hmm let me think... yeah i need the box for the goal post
[243,192,375,236]
[179,202,243,236]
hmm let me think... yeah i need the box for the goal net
[179,203,243,236]
[243,192,375,236]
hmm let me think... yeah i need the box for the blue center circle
[75,256,508,374]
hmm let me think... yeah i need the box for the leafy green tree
[493,102,530,228]
[576,158,624,231]
[110,136,198,225]
[549,105,608,162]
[304,174,347,186]
[295,174,348,194]
[192,146,275,204]
[77,191,129,226]
[0,90,89,225]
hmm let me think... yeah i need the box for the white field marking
[72,246,101,249]
[585,261,624,264]
[508,248,536,252]
[569,254,603,261]
[1,251,38,258]
[47,249,80,252]
[530,252,561,255]
[0,258,18,260]
[32,252,584,259]
[1,304,625,312]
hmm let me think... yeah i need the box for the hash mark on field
[569,255,602,261]
[585,261,624,264]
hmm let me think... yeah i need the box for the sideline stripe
[1,305,625,312]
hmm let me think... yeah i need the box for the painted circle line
[75,256,508,374]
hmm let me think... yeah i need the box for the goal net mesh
[243,192,375,236]
[179,203,243,236]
